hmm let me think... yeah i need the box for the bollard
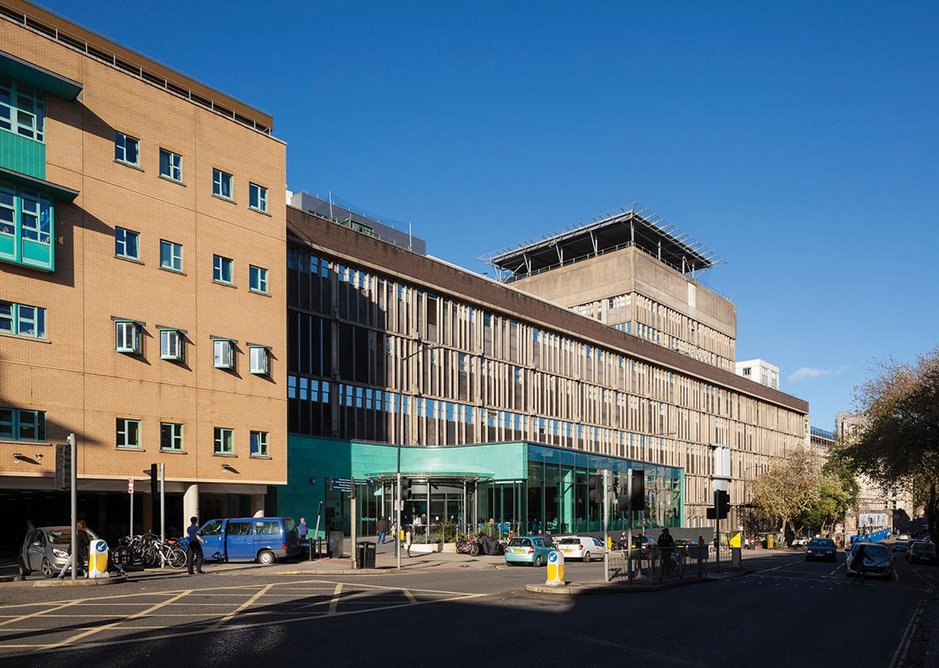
[88,539,109,578]
[545,550,565,586]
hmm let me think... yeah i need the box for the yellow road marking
[214,584,273,627]
[403,589,417,604]
[0,600,81,628]
[327,583,343,616]
[45,590,193,649]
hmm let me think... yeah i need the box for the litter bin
[357,541,376,569]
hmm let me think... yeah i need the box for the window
[0,300,46,339]
[213,339,234,369]
[115,320,141,354]
[115,227,140,260]
[213,255,233,284]
[114,132,140,166]
[0,78,45,141]
[212,168,233,199]
[214,427,234,454]
[160,329,183,361]
[158,148,182,182]
[160,239,183,272]
[116,418,141,449]
[248,182,268,212]
[249,345,269,375]
[160,422,183,451]
[0,408,46,442]
[0,184,54,270]
[250,431,268,457]
[249,265,268,293]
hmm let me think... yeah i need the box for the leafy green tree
[835,348,939,545]
[751,448,821,542]
[795,461,859,536]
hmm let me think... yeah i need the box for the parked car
[557,536,606,562]
[907,538,937,564]
[18,526,102,578]
[898,533,911,541]
[893,540,910,553]
[179,517,300,565]
[845,542,894,579]
[805,537,837,562]
[791,537,809,548]
[504,536,555,567]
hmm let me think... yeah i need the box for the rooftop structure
[736,359,780,391]
[484,206,724,282]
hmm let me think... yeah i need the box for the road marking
[214,584,273,627]
[327,583,343,616]
[828,563,844,576]
[0,600,81,628]
[753,559,802,575]
[45,590,193,649]
[403,589,417,604]
[889,596,927,668]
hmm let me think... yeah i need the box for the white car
[557,536,607,562]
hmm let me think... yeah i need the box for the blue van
[184,517,300,565]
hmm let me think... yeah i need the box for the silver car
[18,526,101,578]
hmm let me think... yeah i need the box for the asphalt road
[0,549,935,668]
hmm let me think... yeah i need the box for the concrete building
[0,0,286,550]
[273,204,808,536]
[736,359,780,391]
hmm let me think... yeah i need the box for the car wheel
[17,558,30,577]
[257,550,276,566]
[40,558,55,579]
[534,555,544,567]
[583,551,591,562]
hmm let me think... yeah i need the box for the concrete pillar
[183,483,199,526]
[251,494,265,518]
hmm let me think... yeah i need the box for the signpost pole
[159,463,166,568]
[626,466,633,580]
[129,477,134,539]
[603,469,610,583]
[396,472,402,571]
[69,433,77,581]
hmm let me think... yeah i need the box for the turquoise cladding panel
[0,132,45,179]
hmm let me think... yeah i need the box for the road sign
[330,478,353,493]
[128,477,134,494]
[55,443,70,490]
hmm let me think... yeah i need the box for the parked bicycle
[111,531,186,569]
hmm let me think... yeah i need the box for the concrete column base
[183,484,199,526]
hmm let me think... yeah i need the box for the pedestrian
[851,544,868,584]
[405,525,413,558]
[744,536,751,550]
[26,518,34,533]
[298,517,308,542]
[658,527,675,575]
[421,513,428,534]
[376,516,389,544]
[59,519,90,579]
[413,513,423,536]
[186,516,206,575]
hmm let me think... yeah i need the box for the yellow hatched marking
[213,584,273,627]
[0,600,81,628]
[327,583,343,616]
[402,589,418,604]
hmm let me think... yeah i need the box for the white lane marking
[0,600,81,628]
[327,583,343,616]
[753,559,802,575]
[889,597,927,668]
[45,590,193,649]
[403,589,417,604]
[214,584,273,627]
[828,563,844,576]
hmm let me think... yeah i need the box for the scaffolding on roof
[480,204,724,282]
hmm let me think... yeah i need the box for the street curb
[33,574,127,588]
[526,568,752,595]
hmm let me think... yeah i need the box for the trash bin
[357,541,376,569]
[328,531,344,559]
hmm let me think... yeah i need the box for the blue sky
[43,1,939,430]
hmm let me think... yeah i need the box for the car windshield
[860,544,888,557]
[45,528,96,544]
[809,539,832,547]
[559,538,580,545]
[508,538,530,547]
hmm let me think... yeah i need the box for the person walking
[58,519,90,579]
[405,525,413,558]
[851,543,868,584]
[376,516,389,544]
[658,527,675,575]
[186,516,206,575]
[298,517,308,542]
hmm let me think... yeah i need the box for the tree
[835,348,939,545]
[795,460,859,536]
[751,447,822,542]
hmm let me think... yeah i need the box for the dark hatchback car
[907,539,937,564]
[805,537,837,562]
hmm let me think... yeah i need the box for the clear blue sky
[42,1,939,430]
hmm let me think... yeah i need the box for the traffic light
[55,443,70,491]
[401,477,412,500]
[707,489,730,520]
[149,463,158,498]
[630,469,646,511]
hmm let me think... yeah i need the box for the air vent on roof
[58,33,85,51]
[25,17,55,38]
[189,92,211,108]
[234,113,253,126]
[86,45,112,63]
[0,6,22,22]
[114,58,140,76]
[165,81,188,97]
[141,70,164,87]
[214,104,233,118]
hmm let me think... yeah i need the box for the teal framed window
[160,422,184,451]
[249,265,268,293]
[213,254,233,284]
[160,239,182,272]
[115,320,141,354]
[115,227,140,260]
[214,427,234,455]
[0,183,54,271]
[248,182,267,212]
[249,345,269,375]
[114,131,139,166]
[159,328,183,361]
[116,418,141,449]
[213,338,234,369]
[0,407,46,442]
[0,77,45,142]
[212,168,233,199]
[250,430,268,457]
[0,300,46,339]
[158,148,182,182]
